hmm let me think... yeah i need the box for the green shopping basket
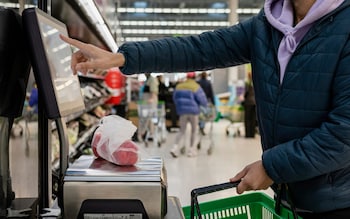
[182,182,302,219]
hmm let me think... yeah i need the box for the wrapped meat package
[91,115,139,166]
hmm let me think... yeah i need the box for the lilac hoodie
[264,0,344,83]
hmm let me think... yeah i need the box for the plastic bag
[91,115,139,166]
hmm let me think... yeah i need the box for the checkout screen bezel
[23,8,85,119]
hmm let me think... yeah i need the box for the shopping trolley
[137,101,167,147]
[214,93,245,137]
[224,104,244,137]
[197,104,216,155]
[183,182,301,219]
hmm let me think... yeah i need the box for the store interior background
[1,0,271,213]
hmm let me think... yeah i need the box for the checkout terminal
[22,8,184,219]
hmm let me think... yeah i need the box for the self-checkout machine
[22,7,185,219]
[0,6,40,218]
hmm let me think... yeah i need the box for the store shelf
[51,96,109,131]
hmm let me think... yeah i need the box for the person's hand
[59,34,125,74]
[229,160,273,194]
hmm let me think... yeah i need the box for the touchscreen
[23,8,86,118]
[38,18,85,116]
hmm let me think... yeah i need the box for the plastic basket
[182,182,301,219]
[184,192,303,219]
[228,105,244,123]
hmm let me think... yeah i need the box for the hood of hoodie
[264,0,344,83]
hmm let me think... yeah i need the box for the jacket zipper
[270,26,282,146]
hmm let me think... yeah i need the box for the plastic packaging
[91,115,139,166]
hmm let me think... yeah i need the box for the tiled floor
[9,118,273,210]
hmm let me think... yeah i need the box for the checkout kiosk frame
[0,6,37,218]
[21,6,184,219]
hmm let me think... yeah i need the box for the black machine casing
[0,7,30,118]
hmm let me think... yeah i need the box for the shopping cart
[197,104,216,155]
[224,104,244,137]
[214,93,245,138]
[183,182,301,219]
[137,101,167,147]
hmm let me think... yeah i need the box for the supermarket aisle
[9,118,272,209]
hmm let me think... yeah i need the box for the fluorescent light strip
[0,3,36,8]
[121,37,149,42]
[122,29,208,35]
[116,7,260,14]
[237,8,261,14]
[78,0,105,24]
[119,20,229,27]
[77,0,119,52]
[96,23,119,52]
[117,7,229,14]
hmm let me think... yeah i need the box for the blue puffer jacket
[173,79,207,115]
[119,1,350,212]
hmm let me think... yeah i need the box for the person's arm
[60,17,253,75]
[118,22,252,75]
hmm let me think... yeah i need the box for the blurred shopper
[28,83,38,114]
[197,71,215,135]
[157,75,168,102]
[141,73,159,104]
[138,73,159,142]
[61,1,350,217]
[242,71,256,138]
[170,72,207,157]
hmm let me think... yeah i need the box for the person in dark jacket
[157,75,168,102]
[61,0,350,217]
[196,71,215,135]
[170,72,207,157]
[242,71,256,138]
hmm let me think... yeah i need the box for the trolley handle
[190,181,240,219]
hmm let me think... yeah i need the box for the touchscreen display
[38,19,85,116]
[23,8,85,118]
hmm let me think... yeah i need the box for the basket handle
[190,181,240,219]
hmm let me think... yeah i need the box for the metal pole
[227,0,239,84]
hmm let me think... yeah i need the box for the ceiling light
[122,29,208,35]
[117,7,230,14]
[117,7,259,15]
[118,20,229,27]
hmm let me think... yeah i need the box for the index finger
[59,34,87,50]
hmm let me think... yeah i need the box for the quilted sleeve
[118,19,253,75]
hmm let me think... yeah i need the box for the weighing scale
[64,155,168,219]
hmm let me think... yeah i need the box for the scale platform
[63,155,168,219]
